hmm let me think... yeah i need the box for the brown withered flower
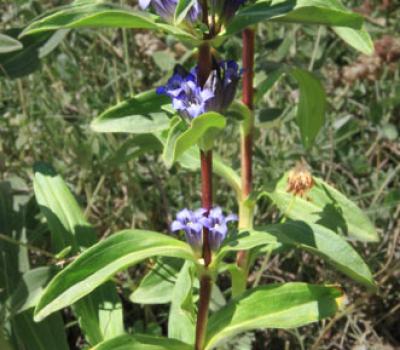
[286,161,315,198]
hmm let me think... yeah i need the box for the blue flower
[139,0,201,22]
[157,60,241,119]
[171,208,206,253]
[201,207,238,251]
[171,207,237,252]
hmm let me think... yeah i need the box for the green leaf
[174,0,197,24]
[162,112,226,168]
[255,68,284,104]
[91,90,172,134]
[0,29,66,79]
[168,261,196,344]
[34,230,196,321]
[130,258,183,304]
[267,172,379,242]
[33,164,124,344]
[0,33,22,53]
[12,310,69,350]
[20,3,197,42]
[270,0,364,28]
[21,3,159,37]
[205,283,342,350]
[288,67,326,149]
[216,230,278,263]
[225,0,363,35]
[333,26,374,55]
[8,267,54,315]
[33,163,96,252]
[93,334,192,350]
[252,221,375,289]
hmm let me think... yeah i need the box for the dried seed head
[286,161,315,198]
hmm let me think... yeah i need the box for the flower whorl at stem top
[171,207,237,253]
[139,0,201,22]
[157,60,241,119]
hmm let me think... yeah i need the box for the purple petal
[176,208,192,221]
[171,220,185,232]
[226,214,238,223]
[139,0,152,9]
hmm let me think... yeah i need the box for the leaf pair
[91,283,343,350]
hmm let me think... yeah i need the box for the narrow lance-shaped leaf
[168,261,196,344]
[92,334,192,350]
[20,2,198,42]
[0,33,22,53]
[205,283,342,350]
[333,26,374,56]
[34,229,196,321]
[33,164,124,344]
[21,3,159,36]
[288,67,326,149]
[270,0,363,27]
[174,0,197,24]
[225,0,364,35]
[266,172,379,242]
[252,221,376,289]
[91,90,172,134]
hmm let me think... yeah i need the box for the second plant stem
[195,37,213,349]
[235,28,256,294]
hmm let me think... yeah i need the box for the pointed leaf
[333,26,374,55]
[8,267,54,315]
[21,3,159,37]
[174,0,197,24]
[205,283,342,350]
[91,90,172,134]
[0,33,22,53]
[93,334,192,350]
[33,164,124,344]
[33,163,96,252]
[270,0,363,27]
[267,172,379,242]
[251,221,376,289]
[168,261,196,344]
[288,67,326,149]
[34,230,196,321]
[226,0,363,35]
[12,310,69,350]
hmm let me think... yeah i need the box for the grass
[1,0,399,349]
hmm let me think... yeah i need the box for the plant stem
[236,28,255,272]
[195,4,213,348]
[195,273,212,350]
[200,150,213,266]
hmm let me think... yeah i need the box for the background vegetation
[1,0,399,349]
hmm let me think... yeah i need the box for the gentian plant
[13,0,379,349]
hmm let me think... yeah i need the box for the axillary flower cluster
[171,207,237,254]
[157,61,241,119]
[139,0,247,25]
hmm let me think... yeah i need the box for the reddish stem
[195,274,212,350]
[236,28,255,269]
[242,28,255,111]
[201,150,213,266]
[195,4,213,349]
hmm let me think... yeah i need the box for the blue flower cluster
[157,61,241,119]
[171,207,237,253]
[139,0,201,22]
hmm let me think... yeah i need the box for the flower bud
[286,161,315,198]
